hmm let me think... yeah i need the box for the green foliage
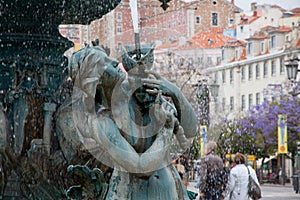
[189,136,200,160]
[210,119,260,159]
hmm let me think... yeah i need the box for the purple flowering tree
[213,117,258,159]
[237,94,300,179]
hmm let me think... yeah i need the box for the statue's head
[68,44,126,108]
[121,44,157,108]
[121,43,155,74]
[68,44,125,84]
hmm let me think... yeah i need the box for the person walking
[199,141,227,200]
[221,153,260,200]
[195,162,201,188]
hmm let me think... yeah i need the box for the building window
[221,48,225,60]
[280,58,284,74]
[256,92,260,105]
[255,64,260,79]
[195,16,201,24]
[187,58,193,69]
[212,12,218,26]
[230,96,234,111]
[230,69,234,83]
[270,35,276,49]
[229,18,234,25]
[261,42,264,52]
[241,66,245,81]
[179,58,184,66]
[248,94,253,110]
[222,70,226,83]
[248,64,253,80]
[214,72,218,83]
[241,95,246,111]
[198,57,203,64]
[117,24,122,34]
[263,62,268,78]
[217,57,221,65]
[247,42,253,55]
[271,60,276,76]
[240,26,244,33]
[207,57,212,65]
[117,12,122,21]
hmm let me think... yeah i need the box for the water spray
[129,0,141,60]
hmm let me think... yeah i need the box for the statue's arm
[92,113,173,175]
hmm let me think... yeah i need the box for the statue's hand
[142,69,177,98]
[161,101,176,129]
[153,92,176,130]
[143,69,198,139]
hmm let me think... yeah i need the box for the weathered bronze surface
[0,1,121,198]
[0,0,197,198]
[57,44,197,199]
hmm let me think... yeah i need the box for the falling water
[129,0,139,33]
[129,0,141,59]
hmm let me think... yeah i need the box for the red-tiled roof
[156,29,245,51]
[238,10,262,25]
[261,25,275,31]
[268,26,292,33]
[283,13,300,18]
[208,27,224,33]
[176,39,203,50]
[295,38,300,48]
[289,8,300,13]
[246,35,269,40]
[191,31,244,49]
[239,16,260,25]
[270,4,286,10]
[155,41,179,49]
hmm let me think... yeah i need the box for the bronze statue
[57,43,197,199]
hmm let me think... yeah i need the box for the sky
[233,0,300,11]
[183,0,300,11]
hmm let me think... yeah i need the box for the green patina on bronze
[0,0,197,199]
[59,44,197,199]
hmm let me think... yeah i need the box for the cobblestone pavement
[187,181,297,200]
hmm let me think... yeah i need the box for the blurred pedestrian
[221,153,260,200]
[195,162,201,188]
[199,141,227,200]
[173,157,185,179]
[180,155,190,188]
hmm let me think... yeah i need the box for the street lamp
[285,57,300,81]
[284,56,300,186]
[209,83,219,102]
[285,56,300,96]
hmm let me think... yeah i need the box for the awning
[257,156,277,168]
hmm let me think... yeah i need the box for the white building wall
[237,7,283,41]
[204,50,293,119]
[279,15,300,28]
